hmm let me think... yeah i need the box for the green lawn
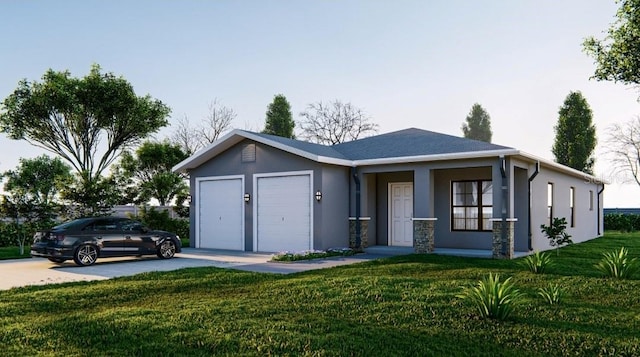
[0,246,30,260]
[1,233,639,356]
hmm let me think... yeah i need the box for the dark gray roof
[250,132,350,160]
[332,128,513,160]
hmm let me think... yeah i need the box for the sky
[1,1,639,207]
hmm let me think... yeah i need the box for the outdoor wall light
[244,193,251,203]
[187,194,192,204]
[315,190,322,202]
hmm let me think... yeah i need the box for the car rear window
[53,218,95,230]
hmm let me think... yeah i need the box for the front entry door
[389,182,413,247]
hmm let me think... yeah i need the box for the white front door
[389,182,413,247]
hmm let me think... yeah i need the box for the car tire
[48,257,66,264]
[74,245,98,266]
[157,240,176,259]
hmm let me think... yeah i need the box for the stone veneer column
[413,218,437,253]
[491,218,517,259]
[349,217,370,251]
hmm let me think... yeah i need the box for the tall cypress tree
[461,103,492,142]
[552,91,597,174]
[263,94,295,138]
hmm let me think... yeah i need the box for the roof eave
[353,149,520,166]
[172,129,353,173]
[514,151,608,184]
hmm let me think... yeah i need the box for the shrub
[604,213,640,232]
[0,219,55,248]
[594,247,639,279]
[540,217,573,255]
[271,248,356,262]
[456,273,524,320]
[131,206,189,243]
[520,251,553,274]
[538,283,564,305]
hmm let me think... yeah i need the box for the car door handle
[125,236,132,239]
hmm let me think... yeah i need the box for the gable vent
[242,143,256,162]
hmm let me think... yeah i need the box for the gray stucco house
[172,128,604,258]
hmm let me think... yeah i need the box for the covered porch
[348,157,534,259]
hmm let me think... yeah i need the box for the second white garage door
[255,173,312,252]
[197,176,244,250]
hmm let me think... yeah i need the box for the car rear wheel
[157,240,176,259]
[48,257,66,264]
[74,245,98,266]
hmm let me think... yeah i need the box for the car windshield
[52,218,97,230]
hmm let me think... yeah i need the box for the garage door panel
[256,174,311,252]
[199,178,243,250]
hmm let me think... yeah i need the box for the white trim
[253,170,314,252]
[388,182,413,247]
[173,130,352,173]
[411,217,438,221]
[489,218,518,222]
[348,217,371,221]
[356,149,519,166]
[195,175,245,250]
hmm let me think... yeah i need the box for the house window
[547,183,554,226]
[589,190,594,211]
[451,180,492,231]
[570,187,575,227]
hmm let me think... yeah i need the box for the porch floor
[364,246,530,259]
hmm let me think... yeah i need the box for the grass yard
[1,233,639,356]
[0,246,30,260]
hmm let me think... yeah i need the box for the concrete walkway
[1,247,411,291]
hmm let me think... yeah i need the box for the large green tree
[0,65,171,214]
[114,141,189,206]
[263,94,295,138]
[1,155,72,222]
[0,155,72,253]
[583,0,640,88]
[461,103,492,142]
[552,91,597,174]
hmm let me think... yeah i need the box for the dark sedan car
[31,217,182,266]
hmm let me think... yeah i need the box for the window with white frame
[570,187,575,227]
[547,183,554,226]
[451,180,493,231]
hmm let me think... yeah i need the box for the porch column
[349,217,370,251]
[491,218,517,259]
[413,218,437,253]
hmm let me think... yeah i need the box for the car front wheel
[74,245,98,266]
[157,240,176,259]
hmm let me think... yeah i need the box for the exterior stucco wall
[513,166,530,251]
[188,139,349,251]
[320,164,350,249]
[530,166,602,252]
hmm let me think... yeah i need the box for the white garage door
[255,173,312,252]
[198,177,243,250]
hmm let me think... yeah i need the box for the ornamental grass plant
[594,247,639,279]
[456,273,524,320]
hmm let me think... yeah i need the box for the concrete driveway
[1,247,407,291]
